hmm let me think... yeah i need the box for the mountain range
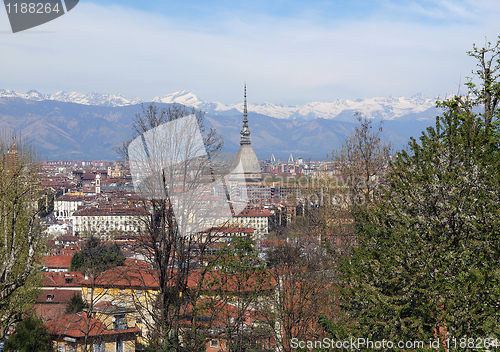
[0,89,440,121]
[0,89,442,160]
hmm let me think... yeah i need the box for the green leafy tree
[4,315,52,352]
[69,236,125,273]
[0,135,46,330]
[65,293,87,314]
[324,39,500,349]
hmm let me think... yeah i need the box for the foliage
[0,135,47,329]
[65,293,88,314]
[4,315,53,352]
[318,39,500,350]
[337,106,499,341]
[69,236,125,274]
[464,37,500,127]
[265,242,303,268]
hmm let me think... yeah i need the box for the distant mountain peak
[151,90,202,106]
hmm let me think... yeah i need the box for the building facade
[72,207,145,238]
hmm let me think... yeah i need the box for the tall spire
[240,84,251,145]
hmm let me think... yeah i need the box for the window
[210,340,218,348]
[116,336,124,352]
[93,341,105,352]
[114,314,126,330]
[46,294,54,301]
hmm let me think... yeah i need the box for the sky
[1,0,500,105]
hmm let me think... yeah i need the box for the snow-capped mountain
[152,90,438,121]
[0,89,438,121]
[0,89,439,160]
[0,89,144,107]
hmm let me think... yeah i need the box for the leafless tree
[331,112,392,206]
[124,103,232,350]
[261,238,333,352]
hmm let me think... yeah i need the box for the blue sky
[1,0,500,105]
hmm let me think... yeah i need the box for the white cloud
[0,1,499,105]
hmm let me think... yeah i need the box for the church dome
[230,144,261,175]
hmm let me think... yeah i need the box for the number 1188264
[5,2,61,14]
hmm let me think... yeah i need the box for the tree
[204,237,273,352]
[0,135,46,331]
[65,293,87,314]
[70,236,125,352]
[465,37,500,127]
[38,191,54,218]
[123,103,225,350]
[4,315,53,352]
[326,40,500,348]
[321,114,393,260]
[262,239,333,352]
[69,236,125,273]
[331,112,392,207]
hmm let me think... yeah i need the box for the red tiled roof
[80,265,276,293]
[206,227,254,234]
[124,258,152,268]
[42,272,85,287]
[44,253,75,269]
[81,266,159,289]
[46,312,140,338]
[56,194,89,202]
[236,208,273,217]
[46,312,103,338]
[36,288,78,304]
[73,207,146,217]
[56,235,79,242]
[81,173,96,180]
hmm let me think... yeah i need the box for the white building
[72,207,146,238]
[54,194,89,220]
[225,208,273,237]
